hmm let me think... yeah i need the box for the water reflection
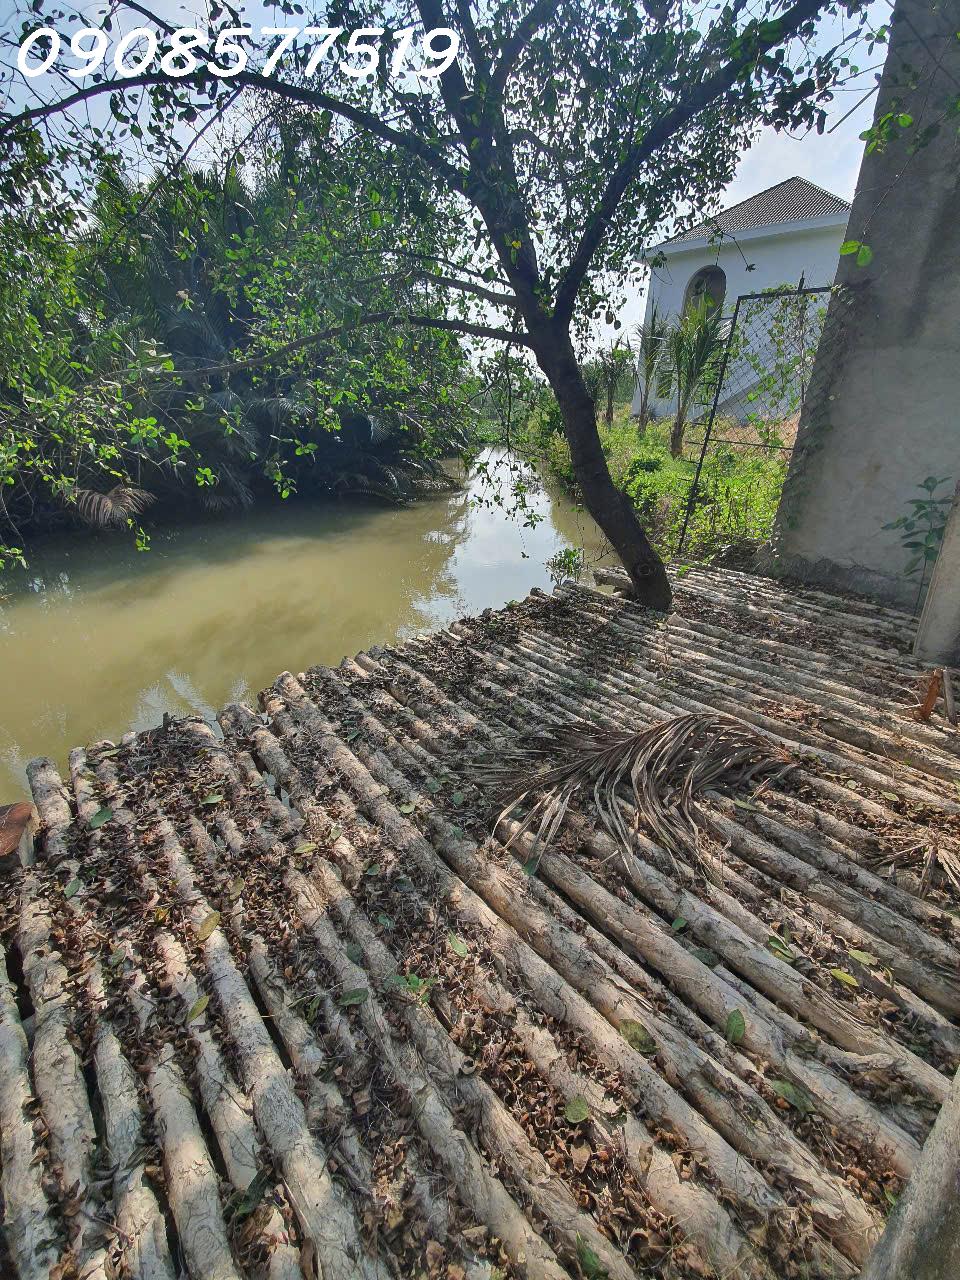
[0,450,608,793]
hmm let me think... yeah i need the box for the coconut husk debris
[1,563,959,1280]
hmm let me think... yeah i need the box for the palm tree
[664,299,725,459]
[594,337,635,428]
[632,306,669,428]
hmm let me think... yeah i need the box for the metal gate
[676,283,834,555]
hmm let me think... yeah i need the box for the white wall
[631,218,848,417]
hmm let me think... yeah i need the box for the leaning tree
[1,0,878,607]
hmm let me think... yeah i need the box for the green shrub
[515,392,789,564]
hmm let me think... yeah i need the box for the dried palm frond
[479,711,793,865]
[72,485,156,528]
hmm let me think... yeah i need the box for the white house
[632,176,851,418]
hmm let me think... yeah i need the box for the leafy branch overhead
[1,0,881,601]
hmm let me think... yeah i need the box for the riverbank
[514,404,791,561]
[0,450,609,792]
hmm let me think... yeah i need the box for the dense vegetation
[519,403,790,563]
[0,122,476,569]
[2,0,882,605]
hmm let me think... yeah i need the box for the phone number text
[17,25,460,81]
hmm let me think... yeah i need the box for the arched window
[683,265,726,315]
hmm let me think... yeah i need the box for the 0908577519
[16,23,460,82]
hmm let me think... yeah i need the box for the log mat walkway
[2,564,959,1280]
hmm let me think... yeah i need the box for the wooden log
[17,875,108,1276]
[245,937,374,1193]
[0,946,59,1280]
[127,972,243,1280]
[87,967,176,1280]
[154,820,383,1280]
[287,869,570,1280]
[860,1068,960,1280]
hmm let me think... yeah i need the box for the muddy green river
[0,451,607,795]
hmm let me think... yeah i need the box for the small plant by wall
[882,475,953,576]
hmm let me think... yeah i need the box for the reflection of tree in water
[0,449,605,791]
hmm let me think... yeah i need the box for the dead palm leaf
[479,711,793,866]
[73,484,156,528]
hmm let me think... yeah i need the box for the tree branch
[553,0,833,321]
[170,311,528,377]
[0,66,469,195]
[416,272,520,307]
[490,0,562,98]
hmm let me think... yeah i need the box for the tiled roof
[661,176,850,248]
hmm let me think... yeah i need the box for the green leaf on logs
[346,943,364,964]
[195,911,221,941]
[671,916,687,932]
[847,949,878,966]
[295,842,317,854]
[575,1233,609,1279]
[830,967,859,988]
[338,988,369,1007]
[64,878,82,899]
[564,1096,590,1124]
[767,935,796,963]
[376,913,394,928]
[201,794,224,806]
[447,931,469,958]
[620,1021,657,1055]
[725,1008,746,1045]
[88,807,113,829]
[186,994,209,1023]
[769,1079,815,1115]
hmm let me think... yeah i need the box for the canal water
[0,451,608,794]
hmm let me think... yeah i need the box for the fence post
[676,294,742,554]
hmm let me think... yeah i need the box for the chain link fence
[674,284,849,556]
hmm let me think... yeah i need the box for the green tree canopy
[1,0,883,603]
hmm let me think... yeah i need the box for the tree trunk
[670,396,688,458]
[531,324,672,610]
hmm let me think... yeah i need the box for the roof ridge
[656,175,850,250]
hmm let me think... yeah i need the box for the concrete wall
[632,219,847,418]
[771,0,960,609]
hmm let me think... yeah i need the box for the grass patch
[517,403,789,562]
